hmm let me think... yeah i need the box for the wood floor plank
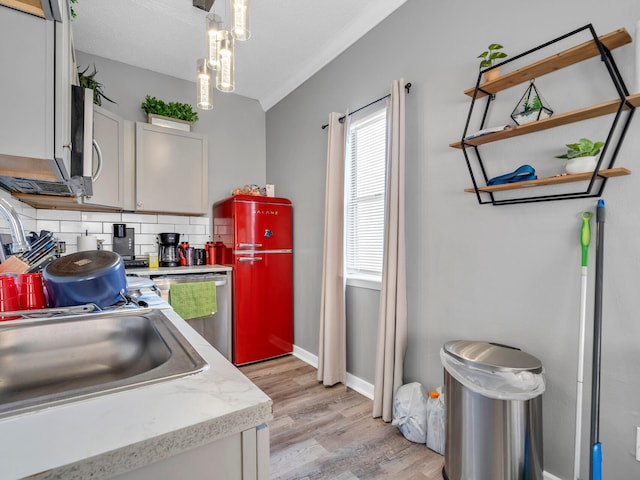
[241,355,445,480]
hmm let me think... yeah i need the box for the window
[345,106,388,284]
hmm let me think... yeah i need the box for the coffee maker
[158,233,180,267]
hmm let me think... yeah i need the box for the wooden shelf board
[464,28,632,98]
[464,167,631,193]
[0,0,45,17]
[450,93,640,149]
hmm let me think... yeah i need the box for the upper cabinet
[81,106,134,211]
[0,0,75,181]
[135,122,208,215]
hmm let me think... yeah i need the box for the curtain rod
[321,82,411,130]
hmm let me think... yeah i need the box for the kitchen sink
[0,309,208,418]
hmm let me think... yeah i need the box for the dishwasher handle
[238,257,263,262]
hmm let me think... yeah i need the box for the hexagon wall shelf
[450,24,638,206]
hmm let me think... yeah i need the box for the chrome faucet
[0,198,29,255]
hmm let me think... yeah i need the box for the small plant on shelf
[477,43,507,70]
[140,95,199,122]
[556,138,605,175]
[555,138,604,159]
[78,65,116,106]
[511,80,553,125]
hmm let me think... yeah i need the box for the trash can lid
[443,340,543,374]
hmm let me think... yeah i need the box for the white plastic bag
[392,382,428,443]
[426,387,445,455]
[440,347,546,401]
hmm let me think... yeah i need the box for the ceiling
[72,0,408,111]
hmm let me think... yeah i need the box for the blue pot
[43,250,127,308]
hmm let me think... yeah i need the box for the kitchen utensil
[17,273,47,310]
[77,232,98,252]
[195,248,206,265]
[185,247,195,266]
[148,252,159,268]
[158,233,180,267]
[0,274,19,320]
[0,256,30,274]
[113,224,126,238]
[43,250,127,308]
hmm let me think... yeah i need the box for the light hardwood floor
[240,355,444,480]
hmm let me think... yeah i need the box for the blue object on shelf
[487,165,537,186]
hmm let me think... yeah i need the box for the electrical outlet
[636,426,640,461]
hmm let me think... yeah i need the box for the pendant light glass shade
[216,31,235,92]
[196,58,213,110]
[230,0,250,41]
[206,12,224,70]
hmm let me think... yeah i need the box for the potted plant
[510,81,553,125]
[77,65,116,106]
[140,95,199,132]
[478,43,507,82]
[555,138,605,174]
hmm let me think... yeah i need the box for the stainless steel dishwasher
[151,272,232,361]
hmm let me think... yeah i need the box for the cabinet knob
[137,201,143,207]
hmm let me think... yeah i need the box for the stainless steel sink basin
[0,309,208,418]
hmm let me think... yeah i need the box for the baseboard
[292,345,318,368]
[292,345,374,400]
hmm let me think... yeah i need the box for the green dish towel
[169,282,217,320]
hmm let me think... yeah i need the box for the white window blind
[346,107,388,279]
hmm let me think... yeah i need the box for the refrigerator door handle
[238,243,263,249]
[238,256,263,262]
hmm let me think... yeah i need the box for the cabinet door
[0,0,73,179]
[82,106,126,208]
[135,122,208,215]
[0,6,53,161]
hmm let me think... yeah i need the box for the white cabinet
[0,0,75,180]
[81,106,134,210]
[135,122,208,215]
[112,425,269,480]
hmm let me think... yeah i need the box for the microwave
[0,85,96,198]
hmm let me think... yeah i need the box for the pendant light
[230,0,250,41]
[206,12,224,69]
[196,58,213,109]
[216,30,235,92]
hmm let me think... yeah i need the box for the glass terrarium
[511,80,553,125]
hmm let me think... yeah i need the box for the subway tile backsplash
[0,190,210,257]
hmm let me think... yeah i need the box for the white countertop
[0,307,272,480]
[125,265,232,276]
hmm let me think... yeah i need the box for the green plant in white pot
[555,138,605,174]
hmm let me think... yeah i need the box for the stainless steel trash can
[441,341,544,480]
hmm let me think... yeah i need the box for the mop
[573,210,592,480]
[590,199,606,480]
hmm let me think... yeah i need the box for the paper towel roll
[77,235,98,251]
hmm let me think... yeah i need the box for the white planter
[566,155,598,174]
[147,113,193,132]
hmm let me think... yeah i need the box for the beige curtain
[317,112,347,386]
[373,80,407,421]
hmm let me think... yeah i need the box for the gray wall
[265,0,640,478]
[76,52,266,206]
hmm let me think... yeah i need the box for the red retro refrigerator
[212,195,293,365]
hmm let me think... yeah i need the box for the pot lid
[443,340,542,374]
[44,250,122,278]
